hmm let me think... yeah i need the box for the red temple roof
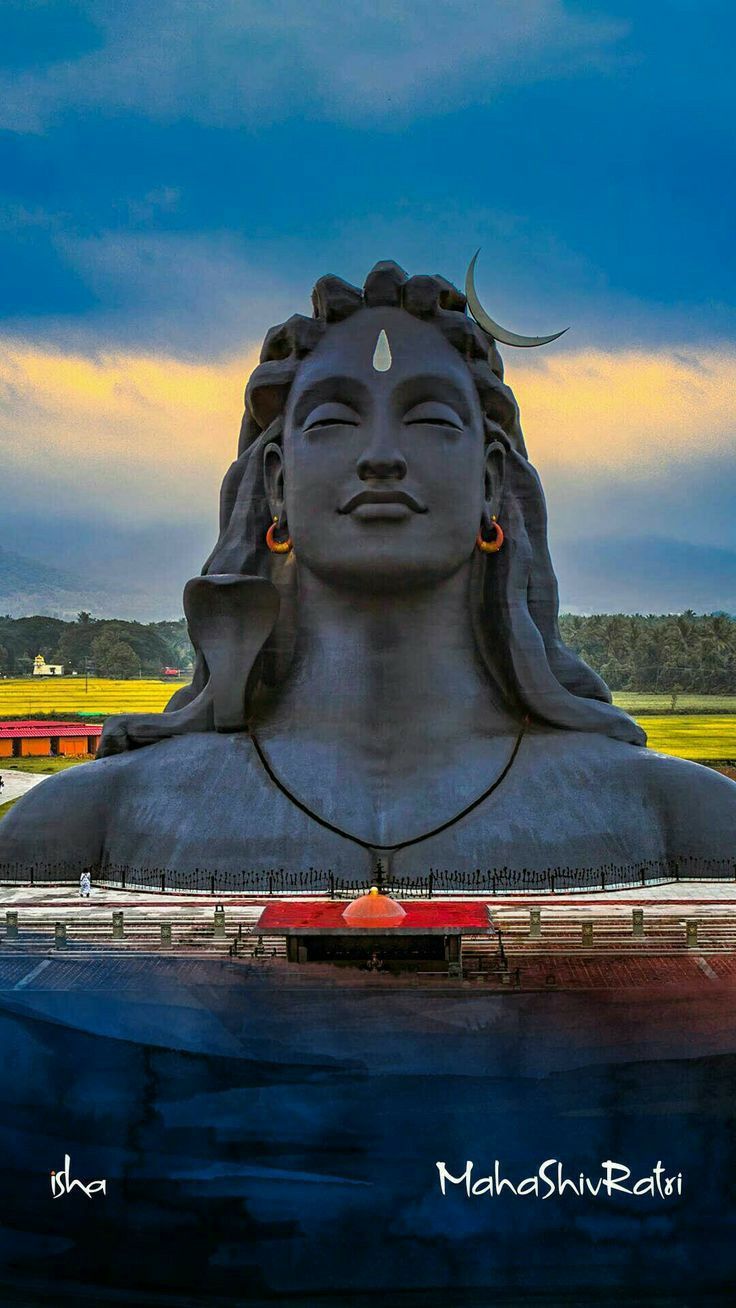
[257,899,492,935]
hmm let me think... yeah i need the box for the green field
[614,693,736,714]
[0,757,84,774]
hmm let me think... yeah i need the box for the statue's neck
[263,561,516,749]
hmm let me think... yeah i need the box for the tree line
[558,611,735,694]
[0,612,194,679]
[0,609,733,691]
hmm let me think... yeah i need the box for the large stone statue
[2,262,734,884]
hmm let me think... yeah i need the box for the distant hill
[0,546,162,622]
[2,533,734,623]
[554,535,736,616]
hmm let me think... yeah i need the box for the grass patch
[614,693,736,714]
[0,798,18,820]
[0,757,88,774]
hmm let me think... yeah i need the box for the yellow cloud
[508,348,736,476]
[0,339,259,521]
[0,338,734,524]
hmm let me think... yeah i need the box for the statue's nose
[357,443,407,481]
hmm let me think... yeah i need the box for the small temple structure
[256,886,494,974]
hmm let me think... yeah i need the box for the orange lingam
[341,886,407,928]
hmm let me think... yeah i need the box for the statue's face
[275,306,498,591]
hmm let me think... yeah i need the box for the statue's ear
[263,441,285,519]
[483,439,505,522]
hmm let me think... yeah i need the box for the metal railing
[0,855,734,895]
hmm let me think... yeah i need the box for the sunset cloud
[0,337,733,528]
[0,340,258,522]
[510,348,736,476]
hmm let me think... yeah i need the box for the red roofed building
[0,720,102,759]
[256,890,494,973]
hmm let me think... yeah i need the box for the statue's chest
[104,732,665,882]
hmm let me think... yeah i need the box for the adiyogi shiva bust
[2,259,735,885]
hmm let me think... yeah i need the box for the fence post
[632,909,644,938]
[582,922,593,946]
[686,920,698,949]
[160,872,166,893]
[6,911,18,940]
[112,910,124,940]
[54,922,66,948]
[161,922,172,946]
[529,908,541,939]
[428,870,434,899]
[213,904,225,938]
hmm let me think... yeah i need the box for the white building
[33,654,64,677]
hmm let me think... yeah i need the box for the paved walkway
[0,770,46,803]
[1,881,735,915]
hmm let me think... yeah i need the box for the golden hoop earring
[266,517,293,554]
[476,516,504,554]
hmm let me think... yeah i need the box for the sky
[0,0,734,616]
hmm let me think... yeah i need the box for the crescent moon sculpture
[465,250,568,348]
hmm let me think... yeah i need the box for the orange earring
[476,515,504,554]
[266,516,293,554]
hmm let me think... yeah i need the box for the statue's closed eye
[304,403,360,432]
[403,402,464,432]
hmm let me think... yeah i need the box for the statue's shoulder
[636,747,736,859]
[0,751,116,867]
[0,737,250,868]
[528,730,735,863]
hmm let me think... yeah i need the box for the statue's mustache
[338,488,428,514]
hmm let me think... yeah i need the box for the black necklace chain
[248,724,526,854]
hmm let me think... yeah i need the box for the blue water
[0,960,734,1306]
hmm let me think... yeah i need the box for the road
[0,769,47,803]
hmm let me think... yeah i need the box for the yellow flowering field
[0,677,189,716]
[0,681,733,761]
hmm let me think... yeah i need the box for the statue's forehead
[291,306,474,393]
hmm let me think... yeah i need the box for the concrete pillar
[160,922,172,946]
[54,922,66,947]
[112,910,124,939]
[213,904,225,938]
[632,909,644,937]
[686,920,698,948]
[6,911,18,940]
[582,922,593,946]
[530,908,541,939]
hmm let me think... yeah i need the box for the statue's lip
[338,488,427,514]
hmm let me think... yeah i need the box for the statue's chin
[296,550,470,595]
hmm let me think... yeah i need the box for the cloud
[0,337,258,525]
[509,347,736,478]
[0,0,627,133]
[0,337,733,544]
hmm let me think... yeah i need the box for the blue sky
[0,0,734,616]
